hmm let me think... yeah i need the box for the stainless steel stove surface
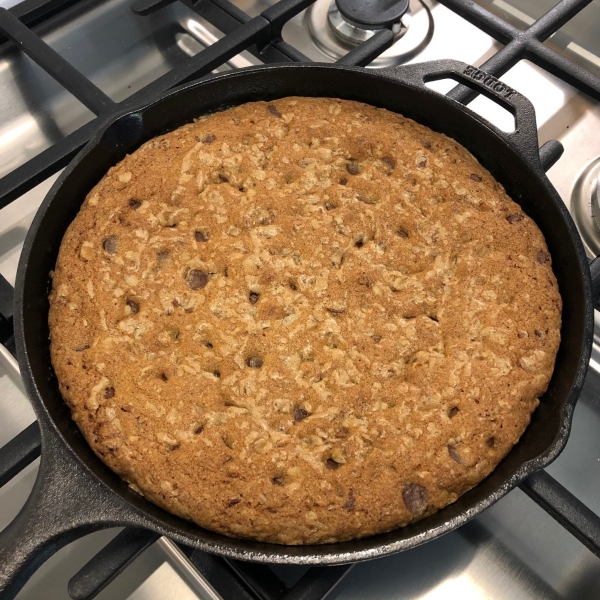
[0,1,599,599]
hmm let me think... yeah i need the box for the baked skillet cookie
[49,97,561,544]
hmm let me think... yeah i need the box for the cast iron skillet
[1,59,598,598]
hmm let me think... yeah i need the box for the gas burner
[571,157,600,256]
[306,0,433,67]
[328,0,409,45]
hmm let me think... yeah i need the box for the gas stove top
[0,1,599,599]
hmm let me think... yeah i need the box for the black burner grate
[0,1,600,599]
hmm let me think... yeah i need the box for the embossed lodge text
[463,65,517,100]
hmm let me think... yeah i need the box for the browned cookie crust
[49,97,561,544]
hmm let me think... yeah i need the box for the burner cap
[336,0,410,29]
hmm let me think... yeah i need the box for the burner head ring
[335,0,410,29]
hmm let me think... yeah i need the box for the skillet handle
[0,425,125,600]
[382,60,542,164]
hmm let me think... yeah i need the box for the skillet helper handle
[0,429,123,600]
[383,60,542,164]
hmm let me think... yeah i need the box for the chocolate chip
[195,230,209,243]
[382,156,396,170]
[289,282,298,291]
[423,141,432,149]
[268,104,282,118]
[228,497,241,506]
[129,199,142,210]
[246,356,263,369]
[487,436,495,448]
[448,406,459,418]
[470,173,482,182]
[126,300,139,315]
[397,227,409,238]
[74,344,90,352]
[534,329,543,337]
[372,335,381,343]
[448,445,462,464]
[204,341,213,349]
[537,250,549,264]
[218,173,229,183]
[157,250,169,261]
[343,491,355,511]
[506,213,524,224]
[339,177,348,186]
[355,239,364,248]
[346,160,360,175]
[104,386,115,399]
[186,269,208,290]
[294,408,309,422]
[121,405,134,412]
[159,373,168,382]
[202,134,215,144]
[272,476,285,486]
[249,291,260,304]
[325,201,336,210]
[213,370,221,378]
[326,458,340,470]
[402,483,429,515]
[517,331,528,338]
[417,158,427,168]
[103,235,117,255]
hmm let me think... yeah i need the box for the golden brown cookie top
[49,97,561,544]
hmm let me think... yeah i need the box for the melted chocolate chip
[346,160,360,175]
[355,239,364,248]
[186,269,209,290]
[268,104,282,118]
[129,199,142,210]
[325,201,336,210]
[397,227,409,238]
[326,458,340,471]
[213,370,221,378]
[246,356,263,369]
[372,335,382,343]
[249,291,260,304]
[534,329,543,337]
[448,406,459,418]
[272,476,285,486]
[448,445,462,464]
[202,134,215,144]
[417,158,427,168]
[228,497,241,506]
[289,282,298,291]
[126,299,139,315]
[121,405,134,412]
[104,386,115,399]
[506,213,524,224]
[218,173,229,183]
[294,408,309,422]
[470,173,482,182]
[537,250,549,264]
[423,141,432,149]
[402,483,429,515]
[382,156,396,170]
[204,341,213,349]
[103,235,117,255]
[343,491,355,511]
[487,436,496,448]
[195,230,209,242]
[339,177,348,186]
